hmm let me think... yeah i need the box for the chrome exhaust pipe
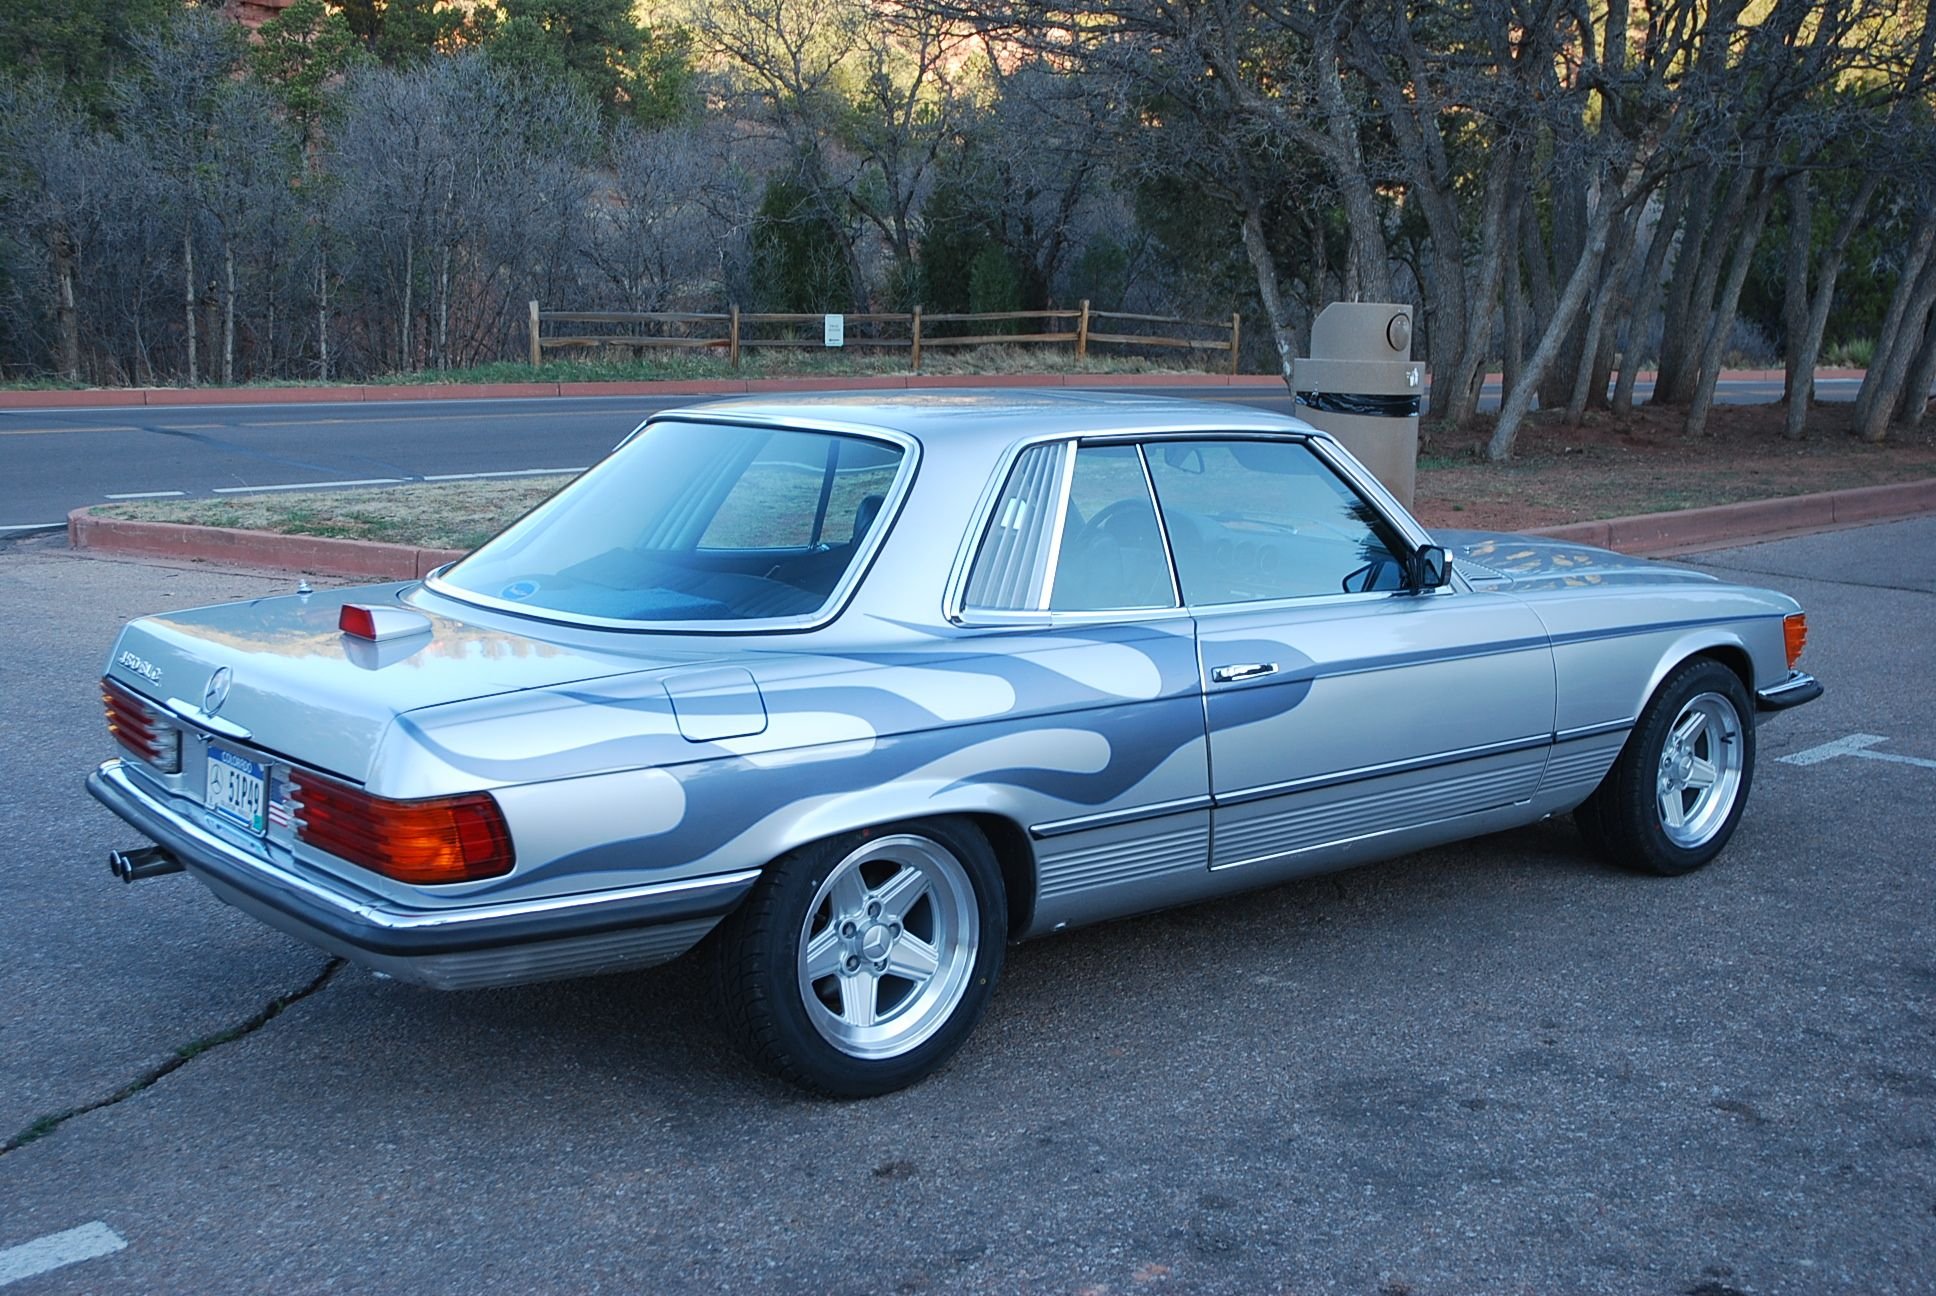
[109,845,184,883]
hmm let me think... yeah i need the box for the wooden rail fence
[527,301,1242,374]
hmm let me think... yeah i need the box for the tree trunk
[183,226,198,386]
[1685,184,1774,438]
[1785,173,1878,440]
[1894,317,1936,428]
[1488,188,1620,460]
[222,239,236,386]
[1443,149,1516,428]
[437,244,451,371]
[1859,259,1936,443]
[1238,204,1300,385]
[1855,212,1936,431]
[1658,169,1752,406]
[51,226,80,381]
[1565,200,1636,424]
[1614,180,1683,414]
[401,242,414,372]
[317,255,331,382]
[1780,172,1812,408]
[1313,24,1390,303]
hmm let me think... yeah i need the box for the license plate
[207,746,267,835]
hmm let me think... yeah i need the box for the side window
[1049,444,1176,611]
[1145,440,1404,604]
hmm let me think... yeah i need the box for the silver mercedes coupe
[88,393,1821,1094]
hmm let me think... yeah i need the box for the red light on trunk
[290,772,514,884]
[102,677,182,773]
[339,604,378,639]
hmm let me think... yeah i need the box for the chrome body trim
[163,696,252,742]
[1029,795,1217,840]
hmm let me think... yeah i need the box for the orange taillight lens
[102,677,181,773]
[1783,613,1808,671]
[291,773,514,885]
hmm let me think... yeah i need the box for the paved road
[0,377,1873,530]
[0,519,1930,1293]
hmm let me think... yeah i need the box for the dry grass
[95,477,572,551]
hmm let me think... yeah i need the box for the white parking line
[0,522,64,534]
[1781,733,1936,771]
[422,467,586,481]
[211,477,402,494]
[103,490,186,500]
[0,1222,127,1288]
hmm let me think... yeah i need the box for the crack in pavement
[0,957,345,1157]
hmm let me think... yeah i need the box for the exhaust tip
[109,846,184,884]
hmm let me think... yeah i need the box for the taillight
[102,678,182,774]
[1783,613,1808,670]
[290,772,514,884]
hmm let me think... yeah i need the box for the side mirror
[1409,545,1452,591]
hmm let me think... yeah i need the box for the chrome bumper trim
[1755,672,1823,713]
[87,759,759,957]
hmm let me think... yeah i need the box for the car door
[1143,436,1556,873]
[952,438,1212,935]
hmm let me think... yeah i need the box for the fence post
[729,305,741,369]
[1228,312,1242,376]
[1076,299,1090,362]
[527,300,542,368]
[910,306,924,373]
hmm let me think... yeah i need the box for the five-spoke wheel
[712,820,1006,1096]
[1576,657,1756,876]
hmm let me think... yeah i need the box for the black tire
[1575,657,1756,876]
[709,819,1007,1097]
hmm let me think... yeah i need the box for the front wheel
[1576,658,1756,876]
[710,820,1006,1096]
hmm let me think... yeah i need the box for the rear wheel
[711,820,1006,1096]
[1575,658,1755,876]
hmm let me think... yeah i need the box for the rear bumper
[87,759,756,988]
[1755,671,1823,713]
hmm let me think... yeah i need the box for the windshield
[435,420,908,626]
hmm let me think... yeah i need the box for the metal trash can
[1291,303,1423,508]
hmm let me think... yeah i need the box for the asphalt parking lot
[0,519,1930,1294]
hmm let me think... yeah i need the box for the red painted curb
[70,508,463,580]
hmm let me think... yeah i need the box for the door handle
[1211,662,1278,683]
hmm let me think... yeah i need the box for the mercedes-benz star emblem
[202,666,233,716]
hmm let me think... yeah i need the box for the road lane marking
[1781,733,1936,771]
[423,467,586,481]
[212,477,403,494]
[0,522,64,534]
[0,1222,127,1288]
[104,490,186,500]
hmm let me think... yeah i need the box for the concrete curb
[69,475,1936,580]
[0,366,1869,412]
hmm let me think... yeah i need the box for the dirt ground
[1411,400,1936,532]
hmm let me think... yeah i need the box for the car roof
[661,389,1313,448]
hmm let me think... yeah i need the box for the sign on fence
[823,314,845,348]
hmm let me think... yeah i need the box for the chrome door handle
[1211,662,1278,683]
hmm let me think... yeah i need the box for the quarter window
[1144,439,1405,603]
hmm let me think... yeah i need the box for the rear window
[435,421,907,626]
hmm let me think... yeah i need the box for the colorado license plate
[207,746,266,835]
